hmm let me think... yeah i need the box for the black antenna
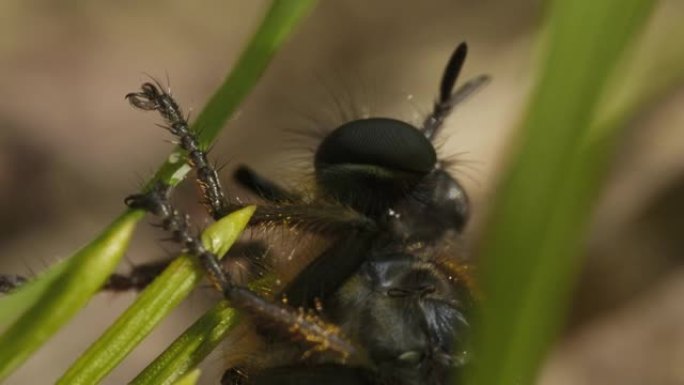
[422,42,490,140]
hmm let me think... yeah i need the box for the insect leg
[125,182,359,361]
[233,165,299,203]
[421,42,490,140]
[125,82,375,235]
[103,258,172,292]
[0,274,27,294]
[281,233,374,308]
[103,240,269,292]
[0,241,268,295]
[247,203,376,235]
[0,264,172,295]
[126,81,230,219]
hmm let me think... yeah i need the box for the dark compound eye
[315,118,437,174]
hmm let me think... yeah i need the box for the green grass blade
[467,1,657,385]
[130,301,239,385]
[57,206,254,385]
[0,210,144,381]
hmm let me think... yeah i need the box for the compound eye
[315,118,437,174]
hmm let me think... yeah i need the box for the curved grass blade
[0,210,144,381]
[57,206,254,385]
[131,275,275,385]
[130,301,239,385]
[467,1,658,385]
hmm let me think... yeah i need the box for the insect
[2,42,488,385]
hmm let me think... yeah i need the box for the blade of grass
[467,1,657,385]
[130,301,239,385]
[57,206,254,385]
[130,275,275,384]
[0,0,316,381]
[0,211,144,381]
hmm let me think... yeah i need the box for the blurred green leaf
[468,1,657,385]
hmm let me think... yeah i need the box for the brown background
[1,1,683,384]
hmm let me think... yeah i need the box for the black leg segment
[126,81,230,219]
[125,182,359,361]
[234,165,299,203]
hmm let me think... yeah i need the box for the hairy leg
[126,82,375,235]
[233,165,299,203]
[421,42,490,140]
[0,241,269,295]
[126,182,359,361]
[126,81,230,219]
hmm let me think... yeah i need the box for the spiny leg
[0,263,173,295]
[125,182,359,361]
[0,241,269,295]
[126,81,230,219]
[421,42,490,141]
[126,82,374,236]
[247,202,376,235]
[102,240,269,292]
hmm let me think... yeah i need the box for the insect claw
[126,93,157,111]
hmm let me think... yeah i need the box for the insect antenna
[422,42,490,141]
